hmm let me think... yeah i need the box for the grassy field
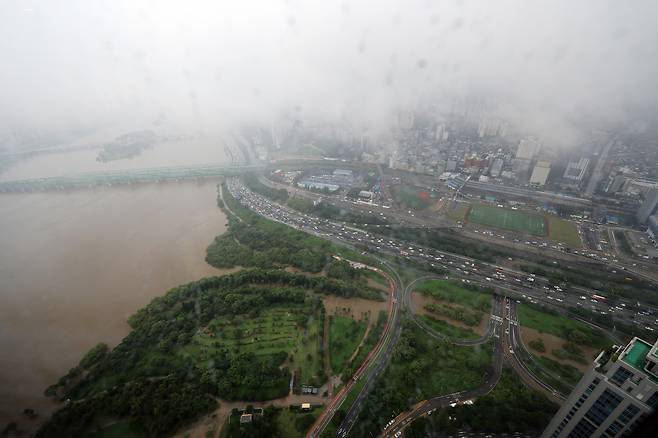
[343,311,387,379]
[275,407,323,438]
[362,269,389,287]
[546,215,581,247]
[467,203,546,236]
[86,421,144,438]
[182,305,323,383]
[420,314,480,340]
[518,304,611,350]
[223,407,321,438]
[415,279,491,312]
[445,201,470,222]
[537,356,583,388]
[393,185,431,210]
[329,315,368,372]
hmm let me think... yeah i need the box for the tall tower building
[637,189,658,224]
[541,337,658,438]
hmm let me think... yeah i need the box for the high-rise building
[637,189,658,224]
[606,174,627,194]
[516,137,541,160]
[489,158,504,178]
[542,337,658,438]
[529,161,552,186]
[563,157,591,183]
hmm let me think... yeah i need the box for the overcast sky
[1,0,657,144]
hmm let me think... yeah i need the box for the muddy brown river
[0,179,230,432]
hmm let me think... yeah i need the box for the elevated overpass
[0,162,265,192]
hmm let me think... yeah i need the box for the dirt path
[347,325,371,364]
[177,391,329,438]
[219,182,242,222]
[322,312,332,377]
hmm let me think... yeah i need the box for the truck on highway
[592,294,608,303]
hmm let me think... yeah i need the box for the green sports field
[467,203,546,236]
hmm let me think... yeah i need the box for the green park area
[329,315,368,373]
[346,321,493,436]
[518,303,612,393]
[546,214,581,247]
[517,303,610,350]
[393,185,432,210]
[86,420,143,438]
[414,279,490,340]
[445,201,470,222]
[415,279,492,312]
[419,315,480,340]
[182,305,323,385]
[37,269,385,437]
[467,203,546,236]
[223,406,323,438]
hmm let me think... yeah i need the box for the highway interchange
[225,176,658,437]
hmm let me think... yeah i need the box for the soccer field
[467,203,546,236]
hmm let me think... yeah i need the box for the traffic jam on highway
[227,178,658,338]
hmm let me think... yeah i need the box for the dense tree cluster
[286,196,389,225]
[366,225,512,262]
[207,350,291,400]
[39,269,379,436]
[326,259,361,281]
[405,369,558,437]
[207,186,334,273]
[37,377,216,438]
[348,321,491,436]
[78,342,108,368]
[424,302,482,326]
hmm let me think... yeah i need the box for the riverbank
[0,181,229,434]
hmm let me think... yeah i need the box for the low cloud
[1,0,657,145]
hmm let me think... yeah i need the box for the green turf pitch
[467,203,546,236]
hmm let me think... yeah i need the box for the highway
[225,176,658,436]
[234,177,658,332]
[333,262,404,438]
[308,260,403,438]
[258,173,658,285]
[381,294,506,438]
[506,301,568,402]
[380,297,568,438]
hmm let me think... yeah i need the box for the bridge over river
[0,162,265,192]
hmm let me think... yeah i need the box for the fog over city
[2,0,658,148]
[5,2,658,437]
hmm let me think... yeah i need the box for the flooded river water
[0,145,231,432]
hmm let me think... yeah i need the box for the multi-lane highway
[225,176,658,436]
[382,294,506,438]
[230,177,658,333]
[258,173,658,285]
[308,261,402,438]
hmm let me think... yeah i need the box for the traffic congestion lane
[227,178,658,334]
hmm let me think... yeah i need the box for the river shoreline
[0,179,230,434]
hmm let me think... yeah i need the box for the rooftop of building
[622,338,652,371]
